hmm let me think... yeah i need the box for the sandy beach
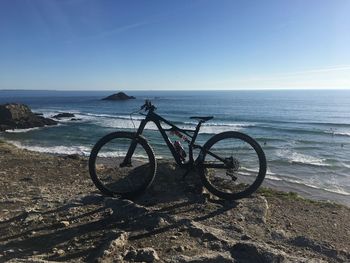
[0,139,349,262]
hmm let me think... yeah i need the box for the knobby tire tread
[88,132,156,199]
[198,131,266,200]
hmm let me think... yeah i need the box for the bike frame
[122,107,227,168]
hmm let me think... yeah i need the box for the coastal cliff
[0,140,349,262]
[0,103,57,131]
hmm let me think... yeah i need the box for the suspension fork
[120,119,148,167]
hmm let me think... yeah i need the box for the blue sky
[0,0,349,90]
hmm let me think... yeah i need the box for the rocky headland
[0,140,349,262]
[0,103,57,132]
[102,92,135,101]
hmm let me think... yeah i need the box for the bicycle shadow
[0,193,111,262]
[0,189,239,262]
[1,160,243,262]
[134,161,206,205]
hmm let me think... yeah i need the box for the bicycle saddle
[189,116,214,122]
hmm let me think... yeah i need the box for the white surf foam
[92,118,161,130]
[264,172,350,196]
[5,140,152,160]
[265,175,283,181]
[6,140,91,156]
[199,124,244,134]
[287,179,350,196]
[276,149,329,167]
[35,109,253,134]
[184,121,253,128]
[334,131,350,137]
[3,123,64,133]
[97,151,148,159]
[90,116,249,134]
[5,127,41,133]
[85,113,145,121]
[341,163,350,169]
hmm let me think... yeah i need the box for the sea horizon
[1,88,350,92]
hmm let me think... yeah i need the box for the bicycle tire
[198,131,266,200]
[89,132,156,199]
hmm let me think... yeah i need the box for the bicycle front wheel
[89,132,156,199]
[198,131,266,200]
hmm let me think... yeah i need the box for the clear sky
[0,0,349,90]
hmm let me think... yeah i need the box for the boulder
[52,113,75,119]
[124,247,160,262]
[0,103,32,120]
[102,92,135,101]
[96,231,129,262]
[0,103,57,131]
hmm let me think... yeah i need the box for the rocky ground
[0,140,349,263]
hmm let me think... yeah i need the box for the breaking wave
[6,140,91,156]
[276,149,329,167]
[5,127,41,133]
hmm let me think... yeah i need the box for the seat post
[191,120,203,144]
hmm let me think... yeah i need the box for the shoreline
[1,137,348,207]
[262,177,350,207]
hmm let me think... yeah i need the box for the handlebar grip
[140,99,155,111]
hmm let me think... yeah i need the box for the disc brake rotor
[225,157,240,180]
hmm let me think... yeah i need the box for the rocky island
[0,140,349,262]
[102,92,135,101]
[0,103,57,132]
[52,113,75,119]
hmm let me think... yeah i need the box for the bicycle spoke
[199,132,266,199]
[89,132,156,198]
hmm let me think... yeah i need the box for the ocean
[1,90,349,205]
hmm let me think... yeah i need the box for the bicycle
[89,100,267,200]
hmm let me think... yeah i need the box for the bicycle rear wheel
[89,132,156,199]
[198,131,266,200]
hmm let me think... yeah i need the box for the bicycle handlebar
[140,100,156,112]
